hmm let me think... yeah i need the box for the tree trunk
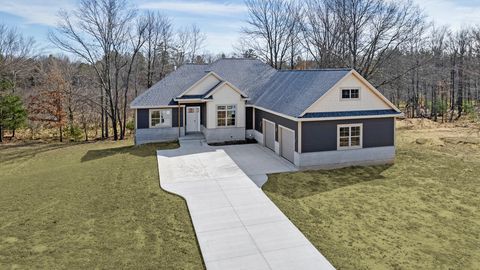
[101,89,105,139]
[83,122,88,142]
[0,125,3,143]
[59,125,63,142]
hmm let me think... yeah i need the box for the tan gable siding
[206,84,246,129]
[183,74,221,96]
[305,73,391,113]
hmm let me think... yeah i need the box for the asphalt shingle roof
[131,58,353,117]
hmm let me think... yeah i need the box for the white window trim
[216,104,237,128]
[149,108,172,128]
[340,87,361,101]
[337,123,363,150]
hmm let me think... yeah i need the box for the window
[341,88,360,99]
[338,124,362,149]
[217,105,236,127]
[150,109,172,128]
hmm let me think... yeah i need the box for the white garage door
[264,120,275,152]
[280,126,295,163]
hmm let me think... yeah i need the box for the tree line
[239,0,480,121]
[1,0,480,143]
[0,0,210,142]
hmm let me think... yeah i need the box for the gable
[180,72,222,96]
[211,83,243,103]
[303,72,394,114]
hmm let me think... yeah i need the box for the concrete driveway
[212,143,297,187]
[157,140,335,270]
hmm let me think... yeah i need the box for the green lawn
[0,140,203,269]
[263,127,480,270]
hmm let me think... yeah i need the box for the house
[130,58,402,168]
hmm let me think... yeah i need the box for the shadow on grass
[81,142,179,162]
[0,142,79,164]
[264,164,392,199]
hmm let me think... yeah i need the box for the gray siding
[137,109,149,129]
[246,107,253,129]
[136,108,183,129]
[172,108,183,127]
[254,108,298,151]
[301,117,395,153]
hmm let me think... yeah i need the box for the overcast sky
[1,0,480,55]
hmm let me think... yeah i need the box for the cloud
[139,1,247,16]
[0,0,73,26]
[413,0,480,29]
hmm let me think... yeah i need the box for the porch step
[179,133,206,147]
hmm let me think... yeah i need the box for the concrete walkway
[157,140,335,270]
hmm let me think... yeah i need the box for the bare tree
[302,0,426,79]
[242,0,300,69]
[142,11,172,88]
[173,24,206,66]
[50,0,144,140]
[0,24,36,92]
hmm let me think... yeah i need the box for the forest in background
[1,0,480,143]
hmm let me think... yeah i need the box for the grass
[263,124,480,270]
[0,140,204,269]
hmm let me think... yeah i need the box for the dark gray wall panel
[301,118,395,153]
[137,109,149,129]
[246,107,253,129]
[172,107,184,127]
[254,108,298,151]
[137,108,184,129]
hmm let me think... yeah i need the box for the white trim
[215,104,237,128]
[350,70,401,112]
[299,70,352,117]
[186,106,201,132]
[337,123,363,150]
[262,118,276,147]
[297,121,302,154]
[278,124,295,160]
[299,70,401,117]
[340,87,361,101]
[204,81,249,99]
[173,98,204,103]
[177,71,224,98]
[149,108,173,128]
[135,109,138,130]
[299,113,402,122]
[246,105,298,122]
[277,124,294,133]
[131,105,186,109]
[252,107,256,130]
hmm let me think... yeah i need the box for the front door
[186,106,200,132]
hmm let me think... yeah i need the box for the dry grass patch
[263,121,480,270]
[0,140,203,269]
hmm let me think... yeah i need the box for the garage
[279,126,295,163]
[264,119,276,151]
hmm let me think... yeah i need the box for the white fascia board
[203,81,249,99]
[247,105,299,122]
[299,70,401,117]
[299,113,403,122]
[130,105,186,109]
[176,71,225,98]
[173,98,205,103]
